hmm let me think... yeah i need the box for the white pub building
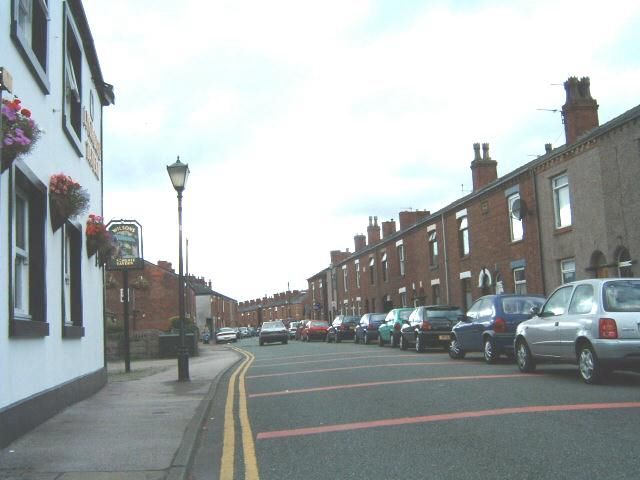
[1,0,114,447]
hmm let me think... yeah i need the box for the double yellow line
[220,347,259,480]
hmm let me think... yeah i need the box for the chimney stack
[562,76,599,145]
[367,216,381,245]
[354,234,366,252]
[470,142,498,191]
[545,143,553,154]
[157,260,174,272]
[381,219,396,238]
[399,210,431,230]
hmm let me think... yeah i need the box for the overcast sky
[83,0,640,301]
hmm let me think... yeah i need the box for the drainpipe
[531,169,547,295]
[441,213,450,304]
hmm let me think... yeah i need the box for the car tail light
[494,317,506,333]
[599,318,618,339]
[421,320,432,331]
[394,323,401,331]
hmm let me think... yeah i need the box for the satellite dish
[511,198,527,220]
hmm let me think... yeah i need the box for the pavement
[0,344,242,480]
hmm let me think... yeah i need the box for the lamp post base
[177,347,190,381]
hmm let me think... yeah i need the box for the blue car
[449,294,545,363]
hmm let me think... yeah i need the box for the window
[11,0,49,91]
[401,292,408,307]
[381,253,388,282]
[369,257,375,285]
[355,261,360,288]
[568,284,594,315]
[342,267,348,292]
[10,167,48,336]
[398,245,405,276]
[461,278,472,311]
[560,258,576,284]
[432,284,441,305]
[63,223,84,337]
[428,231,438,266]
[513,267,527,294]
[508,194,524,241]
[542,286,573,316]
[552,174,572,228]
[63,6,83,151]
[616,247,634,278]
[458,216,469,257]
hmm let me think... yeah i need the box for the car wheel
[416,334,425,353]
[515,339,536,373]
[400,334,407,350]
[448,338,465,359]
[378,335,385,347]
[578,345,606,384]
[483,337,499,364]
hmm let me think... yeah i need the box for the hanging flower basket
[86,214,116,267]
[1,97,42,173]
[49,173,90,231]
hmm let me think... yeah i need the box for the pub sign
[106,220,144,270]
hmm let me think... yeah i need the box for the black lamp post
[167,156,190,381]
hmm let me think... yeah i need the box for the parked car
[259,320,288,346]
[327,315,360,343]
[354,313,387,344]
[215,327,237,344]
[399,305,463,352]
[378,308,415,347]
[238,327,249,338]
[515,278,640,384]
[449,294,545,363]
[288,321,299,339]
[295,321,306,340]
[301,320,329,342]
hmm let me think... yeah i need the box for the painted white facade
[0,0,113,437]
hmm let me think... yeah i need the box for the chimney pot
[545,143,552,153]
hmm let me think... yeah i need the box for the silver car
[515,278,640,383]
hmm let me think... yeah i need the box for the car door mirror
[530,306,540,316]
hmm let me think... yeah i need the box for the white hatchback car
[515,278,640,383]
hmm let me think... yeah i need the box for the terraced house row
[308,77,640,320]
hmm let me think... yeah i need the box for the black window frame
[62,3,84,154]
[8,162,48,337]
[62,221,84,338]
[11,0,50,92]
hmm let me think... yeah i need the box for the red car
[301,320,329,342]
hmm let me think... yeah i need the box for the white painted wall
[1,1,107,410]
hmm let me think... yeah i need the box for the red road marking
[249,373,534,398]
[257,402,640,440]
[247,361,459,379]
[250,354,426,369]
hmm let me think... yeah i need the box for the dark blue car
[449,294,545,363]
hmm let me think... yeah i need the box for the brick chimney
[381,219,396,238]
[470,142,498,191]
[399,210,431,230]
[367,216,381,245]
[562,76,599,145]
[157,260,174,272]
[354,234,366,252]
[330,250,350,265]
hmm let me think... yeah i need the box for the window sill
[10,319,50,338]
[63,325,85,338]
[554,226,573,236]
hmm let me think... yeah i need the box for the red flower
[21,108,31,118]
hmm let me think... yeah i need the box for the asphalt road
[191,336,640,480]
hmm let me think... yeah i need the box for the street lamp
[167,156,190,381]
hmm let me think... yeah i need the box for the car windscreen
[501,297,545,315]
[603,280,640,312]
[218,328,234,333]
[370,314,386,322]
[263,322,284,329]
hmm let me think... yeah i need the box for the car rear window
[425,309,461,321]
[263,321,284,328]
[344,316,360,323]
[501,297,544,314]
[370,314,386,322]
[399,310,412,321]
[311,321,328,326]
[603,280,640,312]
